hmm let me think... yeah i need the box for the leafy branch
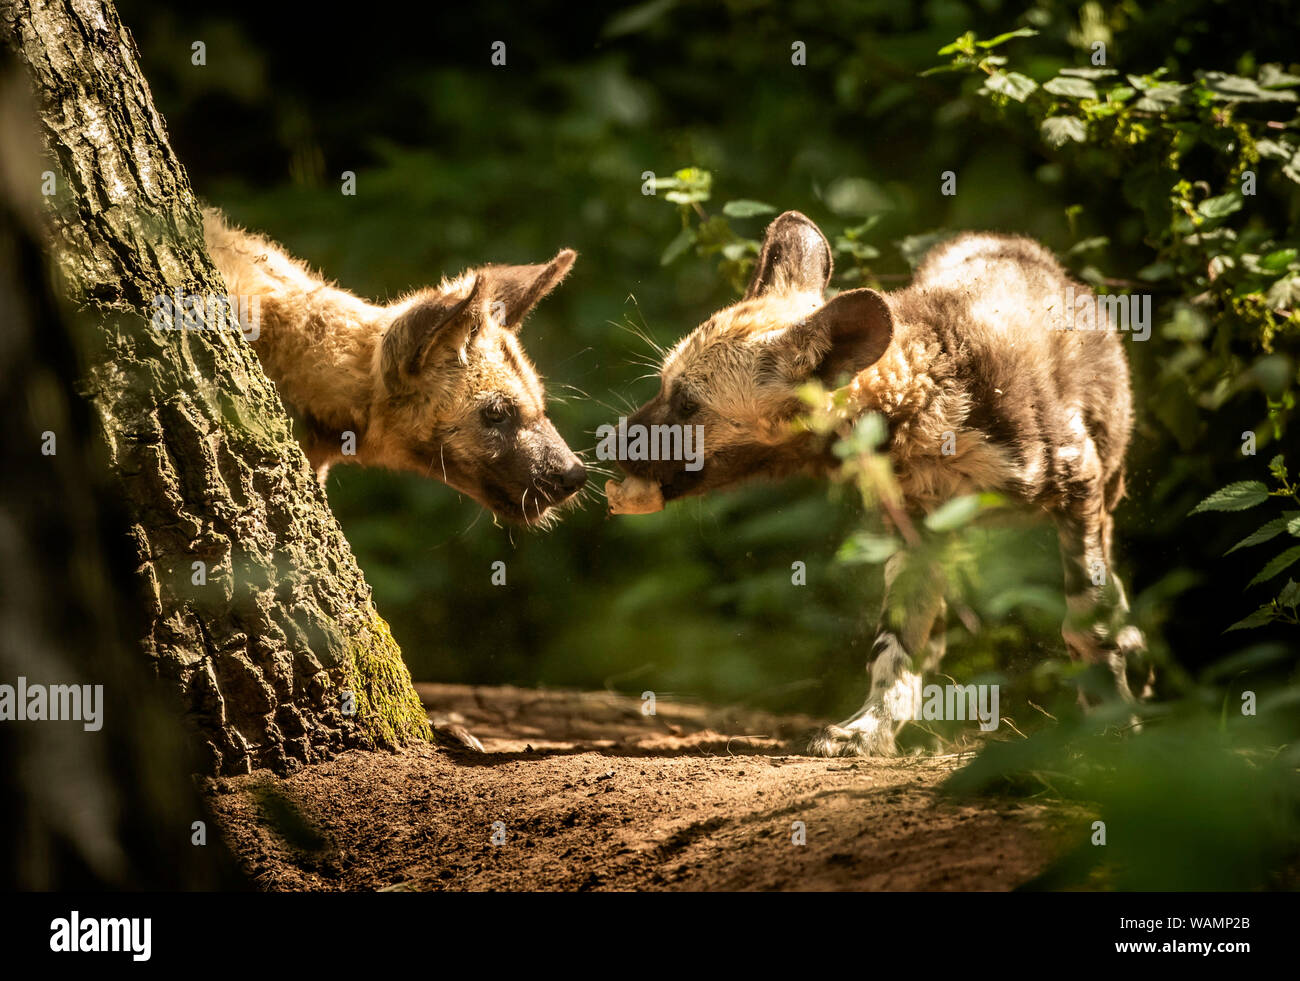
[1193,454,1300,630]
[649,167,891,294]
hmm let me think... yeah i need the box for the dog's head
[371,251,586,525]
[618,212,894,502]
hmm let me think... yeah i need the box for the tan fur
[619,212,1146,756]
[660,290,823,438]
[202,210,388,457]
[202,208,586,524]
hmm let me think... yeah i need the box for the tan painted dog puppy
[203,209,586,526]
[611,211,1145,756]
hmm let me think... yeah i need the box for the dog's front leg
[809,554,946,757]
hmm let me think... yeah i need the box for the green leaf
[1040,115,1087,148]
[1260,248,1298,273]
[1138,260,1175,282]
[841,413,888,453]
[1066,236,1109,256]
[1190,481,1270,513]
[721,199,777,219]
[837,531,901,565]
[835,237,880,260]
[981,70,1037,103]
[825,176,894,216]
[660,227,696,265]
[1131,81,1188,111]
[1279,579,1300,608]
[1161,304,1208,341]
[919,63,968,78]
[1059,67,1118,79]
[1201,72,1298,103]
[841,215,882,239]
[1043,76,1098,100]
[937,32,977,57]
[1266,274,1300,310]
[1259,64,1300,89]
[1197,191,1244,220]
[1249,356,1291,400]
[1248,544,1300,587]
[1225,517,1288,554]
[1256,138,1297,161]
[924,494,981,532]
[602,0,678,38]
[1225,607,1277,632]
[1278,150,1300,186]
[975,27,1038,49]
[660,166,712,205]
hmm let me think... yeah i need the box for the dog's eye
[480,403,514,427]
[673,389,700,418]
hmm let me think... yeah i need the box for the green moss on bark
[340,613,431,749]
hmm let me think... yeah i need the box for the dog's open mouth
[485,486,579,526]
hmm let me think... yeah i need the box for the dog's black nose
[555,461,587,493]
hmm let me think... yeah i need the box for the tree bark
[0,60,242,886]
[1,0,430,774]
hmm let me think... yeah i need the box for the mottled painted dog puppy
[203,209,586,525]
[613,211,1145,755]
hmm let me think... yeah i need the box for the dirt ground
[206,684,1075,891]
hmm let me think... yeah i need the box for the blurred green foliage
[122,1,1297,763]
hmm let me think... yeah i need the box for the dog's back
[884,232,1133,513]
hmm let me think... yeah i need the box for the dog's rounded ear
[808,288,894,387]
[745,211,832,299]
[761,288,893,385]
[482,248,577,330]
[380,276,485,392]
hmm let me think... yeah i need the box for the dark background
[117,0,1298,721]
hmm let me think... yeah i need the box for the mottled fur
[202,208,586,525]
[620,212,1145,755]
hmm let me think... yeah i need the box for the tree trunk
[1,0,430,775]
[0,60,241,886]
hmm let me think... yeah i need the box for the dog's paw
[807,717,897,758]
